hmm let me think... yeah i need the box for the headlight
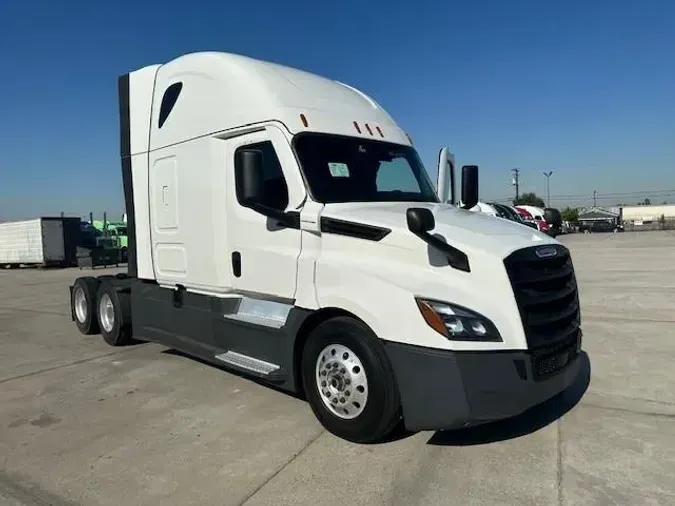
[415,298,502,342]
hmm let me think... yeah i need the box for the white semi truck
[69,52,582,443]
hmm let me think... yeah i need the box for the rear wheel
[72,277,100,335]
[301,316,401,443]
[95,280,133,346]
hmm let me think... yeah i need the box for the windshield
[293,133,439,204]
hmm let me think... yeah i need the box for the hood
[320,201,557,258]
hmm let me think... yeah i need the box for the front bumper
[384,332,582,432]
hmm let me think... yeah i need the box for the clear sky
[1,0,673,220]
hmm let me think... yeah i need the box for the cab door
[223,129,303,302]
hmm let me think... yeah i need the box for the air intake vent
[320,217,391,242]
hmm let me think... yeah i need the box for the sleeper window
[158,83,183,129]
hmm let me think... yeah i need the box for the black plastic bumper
[384,332,582,432]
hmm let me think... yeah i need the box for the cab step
[214,351,287,383]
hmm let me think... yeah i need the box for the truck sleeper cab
[69,52,582,443]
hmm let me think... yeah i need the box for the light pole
[511,168,520,203]
[542,171,553,207]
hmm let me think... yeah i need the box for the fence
[621,217,675,232]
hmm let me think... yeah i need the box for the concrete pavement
[1,231,674,505]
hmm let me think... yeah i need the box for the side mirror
[406,207,435,235]
[234,148,299,229]
[236,149,265,204]
[460,165,479,209]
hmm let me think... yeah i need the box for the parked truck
[0,217,81,268]
[69,52,582,443]
[544,207,563,237]
[92,217,129,262]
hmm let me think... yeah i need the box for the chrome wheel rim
[315,344,368,419]
[99,293,115,333]
[74,287,87,323]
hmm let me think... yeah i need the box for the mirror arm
[411,229,471,272]
[243,200,300,229]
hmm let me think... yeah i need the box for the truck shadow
[426,233,451,267]
[160,348,591,447]
[425,351,591,446]
[160,348,306,400]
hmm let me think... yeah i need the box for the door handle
[231,252,241,278]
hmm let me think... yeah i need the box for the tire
[120,247,128,263]
[301,316,401,443]
[95,280,133,346]
[72,277,100,335]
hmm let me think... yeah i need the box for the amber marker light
[416,299,449,337]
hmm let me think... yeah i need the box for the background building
[577,206,619,224]
[620,204,675,231]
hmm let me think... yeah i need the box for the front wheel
[301,316,401,443]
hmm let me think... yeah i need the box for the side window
[235,141,289,211]
[158,82,183,129]
[376,157,421,193]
